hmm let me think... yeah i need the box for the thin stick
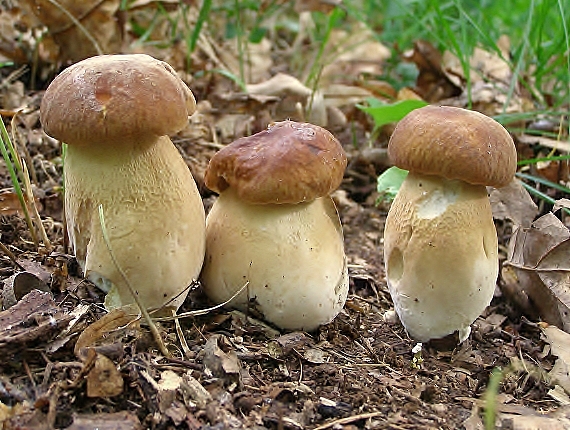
[97,204,170,357]
[313,411,385,430]
[22,161,52,251]
[152,282,249,322]
[0,241,25,270]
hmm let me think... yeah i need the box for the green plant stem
[0,117,38,247]
[516,172,570,194]
[186,0,212,55]
[518,154,570,166]
[518,178,570,215]
[234,0,246,85]
[305,7,343,91]
[484,367,503,430]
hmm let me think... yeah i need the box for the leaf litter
[0,1,569,429]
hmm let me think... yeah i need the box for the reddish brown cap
[388,105,517,188]
[40,54,196,145]
[204,120,347,204]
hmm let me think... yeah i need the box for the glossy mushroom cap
[388,105,517,188]
[204,120,347,204]
[40,54,196,145]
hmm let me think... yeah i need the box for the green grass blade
[0,117,37,245]
[516,172,570,195]
[187,0,212,54]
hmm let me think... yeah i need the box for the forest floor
[1,2,570,429]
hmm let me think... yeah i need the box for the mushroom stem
[201,188,348,331]
[65,135,205,313]
[383,172,498,342]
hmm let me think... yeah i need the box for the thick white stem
[383,172,498,342]
[201,189,348,331]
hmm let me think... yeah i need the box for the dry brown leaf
[74,308,140,356]
[321,25,391,85]
[503,213,570,331]
[67,411,142,430]
[498,413,569,430]
[86,351,124,398]
[18,0,122,62]
[554,199,570,213]
[440,39,535,115]
[294,0,342,14]
[489,179,538,228]
[0,190,41,217]
[403,40,461,102]
[541,325,570,394]
[217,38,273,84]
[199,334,241,380]
[246,73,311,122]
[443,45,511,87]
[1,271,50,310]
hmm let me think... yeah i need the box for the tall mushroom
[383,105,517,342]
[40,54,206,314]
[201,120,349,331]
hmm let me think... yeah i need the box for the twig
[0,241,25,270]
[174,310,191,358]
[313,411,385,430]
[22,160,52,251]
[153,282,249,321]
[97,204,170,358]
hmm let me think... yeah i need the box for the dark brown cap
[388,105,517,188]
[40,54,196,145]
[204,120,347,204]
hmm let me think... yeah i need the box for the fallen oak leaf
[503,213,570,331]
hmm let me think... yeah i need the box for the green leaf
[377,166,409,203]
[359,99,428,130]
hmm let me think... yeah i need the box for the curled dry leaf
[2,271,50,310]
[503,213,570,331]
[74,308,140,357]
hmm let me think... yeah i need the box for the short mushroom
[383,105,517,342]
[40,54,206,314]
[201,120,349,331]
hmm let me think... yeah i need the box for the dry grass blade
[0,115,38,248]
[152,282,249,322]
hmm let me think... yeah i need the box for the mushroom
[383,105,517,342]
[200,120,349,331]
[40,54,206,314]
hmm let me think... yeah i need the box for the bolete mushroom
[40,54,206,314]
[383,105,517,342]
[201,120,349,331]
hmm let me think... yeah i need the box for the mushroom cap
[204,120,347,204]
[40,54,196,145]
[388,105,517,188]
